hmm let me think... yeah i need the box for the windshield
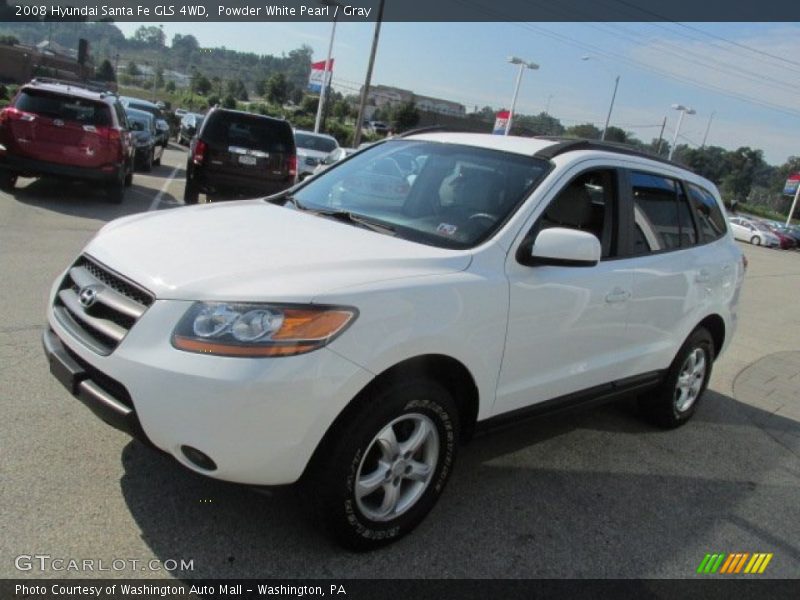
[289,139,549,249]
[296,132,338,153]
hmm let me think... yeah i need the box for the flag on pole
[783,173,800,196]
[308,59,334,94]
[492,110,510,135]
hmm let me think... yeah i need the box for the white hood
[85,200,471,302]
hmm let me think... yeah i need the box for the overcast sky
[116,21,800,165]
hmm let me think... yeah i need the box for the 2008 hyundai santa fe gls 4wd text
[43,133,745,550]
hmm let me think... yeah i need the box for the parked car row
[728,214,799,249]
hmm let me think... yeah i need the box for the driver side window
[533,169,618,259]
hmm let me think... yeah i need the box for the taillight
[287,154,297,178]
[96,126,121,142]
[0,107,34,126]
[193,139,207,165]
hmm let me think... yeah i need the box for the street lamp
[669,104,696,160]
[505,56,539,137]
[581,55,619,141]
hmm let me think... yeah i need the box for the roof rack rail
[532,136,681,168]
[29,77,117,96]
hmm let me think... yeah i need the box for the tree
[254,79,268,97]
[192,73,212,95]
[154,67,164,89]
[172,33,199,53]
[300,94,319,114]
[265,73,290,105]
[125,61,140,78]
[512,112,564,136]
[565,123,601,139]
[603,126,631,144]
[0,35,19,46]
[165,81,176,93]
[207,94,220,108]
[390,101,420,132]
[222,95,237,109]
[95,59,116,82]
[226,79,248,101]
[133,25,165,48]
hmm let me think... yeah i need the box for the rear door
[201,112,294,185]
[5,88,116,168]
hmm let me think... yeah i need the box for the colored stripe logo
[697,553,773,574]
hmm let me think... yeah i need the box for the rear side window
[631,171,698,254]
[687,183,727,242]
[203,112,293,153]
[15,90,111,126]
[295,132,338,153]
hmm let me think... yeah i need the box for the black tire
[183,178,199,205]
[0,169,17,192]
[751,235,761,246]
[105,180,124,204]
[639,327,714,429]
[305,378,459,551]
[143,149,153,172]
[124,171,133,187]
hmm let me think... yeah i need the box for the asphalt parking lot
[1,146,798,579]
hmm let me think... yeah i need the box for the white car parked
[728,216,780,247]
[44,134,744,550]
[294,130,339,180]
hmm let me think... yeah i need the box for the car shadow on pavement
[118,389,800,578]
[10,178,183,220]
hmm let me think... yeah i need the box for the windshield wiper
[310,208,397,234]
[267,192,305,210]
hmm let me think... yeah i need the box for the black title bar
[4,0,800,22]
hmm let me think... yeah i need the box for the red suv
[0,78,134,203]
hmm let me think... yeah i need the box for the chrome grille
[53,256,154,355]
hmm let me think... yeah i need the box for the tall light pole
[505,56,539,136]
[668,104,696,160]
[581,56,620,141]
[352,0,385,148]
[314,0,340,134]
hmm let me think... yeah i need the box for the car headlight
[172,302,357,357]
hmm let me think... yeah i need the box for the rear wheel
[105,179,124,204]
[639,327,714,429]
[750,235,761,246]
[183,178,199,205]
[305,378,459,551]
[0,169,17,192]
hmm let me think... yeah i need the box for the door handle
[695,269,712,283]
[605,287,630,304]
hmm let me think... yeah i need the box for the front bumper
[45,297,374,485]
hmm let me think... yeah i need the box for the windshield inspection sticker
[436,223,458,236]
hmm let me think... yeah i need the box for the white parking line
[148,165,182,212]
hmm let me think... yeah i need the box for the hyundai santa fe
[43,133,744,550]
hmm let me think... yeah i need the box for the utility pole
[701,111,715,148]
[352,0,385,148]
[655,116,666,155]
[601,75,620,141]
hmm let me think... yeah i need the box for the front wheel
[306,378,459,551]
[639,327,714,429]
[751,235,761,246]
[0,168,17,192]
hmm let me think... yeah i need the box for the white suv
[43,133,744,550]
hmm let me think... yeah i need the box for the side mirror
[523,227,601,267]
